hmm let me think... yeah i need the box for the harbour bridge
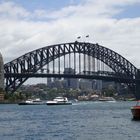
[4,41,140,99]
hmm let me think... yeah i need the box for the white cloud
[0,0,140,69]
[0,2,30,19]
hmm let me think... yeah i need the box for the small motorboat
[131,100,140,120]
[46,97,72,105]
[18,98,45,105]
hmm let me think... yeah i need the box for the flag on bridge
[77,36,81,39]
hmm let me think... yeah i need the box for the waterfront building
[47,77,52,87]
[0,93,4,101]
[79,79,93,90]
[53,78,63,89]
[96,80,102,91]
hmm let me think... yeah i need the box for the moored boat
[131,100,140,120]
[18,98,45,105]
[46,97,72,105]
[98,97,116,102]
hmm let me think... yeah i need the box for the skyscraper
[63,68,79,89]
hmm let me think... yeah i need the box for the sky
[0,0,140,69]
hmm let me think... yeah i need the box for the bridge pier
[135,70,140,100]
[135,83,140,99]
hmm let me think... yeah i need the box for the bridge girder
[4,41,138,94]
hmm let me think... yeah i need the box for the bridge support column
[135,70,140,100]
[135,83,140,99]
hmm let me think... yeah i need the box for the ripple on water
[0,102,140,140]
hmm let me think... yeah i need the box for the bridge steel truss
[4,41,140,97]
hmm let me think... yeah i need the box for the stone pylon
[0,52,4,90]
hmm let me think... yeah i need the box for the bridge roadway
[4,72,137,84]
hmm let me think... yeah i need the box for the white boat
[46,97,72,105]
[98,97,116,102]
[18,98,45,105]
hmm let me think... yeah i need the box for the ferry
[98,97,116,102]
[131,100,140,120]
[46,97,72,105]
[18,98,45,105]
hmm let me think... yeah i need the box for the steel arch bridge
[4,41,140,98]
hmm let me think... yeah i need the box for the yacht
[18,98,45,105]
[46,97,72,105]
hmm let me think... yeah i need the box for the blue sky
[12,0,73,11]
[0,0,140,19]
[0,0,140,20]
[115,4,140,19]
[1,0,81,12]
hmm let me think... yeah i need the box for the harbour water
[0,101,140,140]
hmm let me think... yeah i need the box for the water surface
[0,101,140,140]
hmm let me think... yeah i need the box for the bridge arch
[4,41,138,94]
